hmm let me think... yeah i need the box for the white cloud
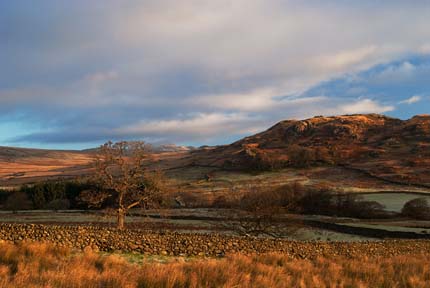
[2,1,430,146]
[190,89,276,111]
[373,61,416,83]
[5,1,430,109]
[399,95,422,105]
[112,1,430,92]
[337,99,395,114]
[117,113,265,142]
[189,87,332,114]
[317,46,378,72]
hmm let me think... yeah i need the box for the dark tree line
[0,180,94,211]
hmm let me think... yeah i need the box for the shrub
[212,195,230,208]
[20,180,95,209]
[236,196,278,236]
[176,191,205,208]
[222,185,303,237]
[274,182,307,212]
[296,186,333,215]
[402,198,430,220]
[238,144,288,171]
[0,189,10,206]
[225,183,389,220]
[287,186,389,218]
[4,191,33,212]
[287,144,315,168]
[45,199,71,211]
[336,196,387,218]
[314,146,335,164]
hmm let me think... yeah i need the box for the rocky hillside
[190,114,430,186]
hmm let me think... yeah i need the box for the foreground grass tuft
[0,241,428,287]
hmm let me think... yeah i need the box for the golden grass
[0,150,93,185]
[0,241,429,287]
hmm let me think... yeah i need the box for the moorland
[1,113,430,287]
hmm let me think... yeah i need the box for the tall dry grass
[0,241,428,287]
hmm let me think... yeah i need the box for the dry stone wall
[0,223,429,258]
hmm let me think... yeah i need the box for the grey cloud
[11,97,394,146]
[1,1,430,146]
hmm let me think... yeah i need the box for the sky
[1,1,429,150]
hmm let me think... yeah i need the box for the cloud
[189,89,276,112]
[372,61,416,84]
[189,88,328,113]
[420,44,430,54]
[118,113,263,140]
[317,46,379,72]
[85,70,118,86]
[399,95,422,105]
[1,1,430,147]
[337,99,394,114]
[12,113,267,144]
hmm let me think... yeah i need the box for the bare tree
[223,184,302,237]
[80,141,166,229]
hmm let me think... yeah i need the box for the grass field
[0,241,428,287]
[360,192,430,212]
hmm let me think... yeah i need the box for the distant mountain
[150,144,196,153]
[82,143,195,154]
[190,114,430,187]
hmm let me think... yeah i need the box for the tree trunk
[117,208,125,230]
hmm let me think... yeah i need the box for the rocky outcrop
[199,114,430,185]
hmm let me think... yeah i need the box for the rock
[0,223,429,259]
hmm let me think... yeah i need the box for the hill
[0,147,93,186]
[188,114,430,187]
[1,114,429,191]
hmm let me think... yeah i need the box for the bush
[0,189,10,206]
[287,144,316,168]
[45,199,71,211]
[225,183,389,219]
[212,195,230,208]
[314,146,335,164]
[175,191,205,208]
[296,186,333,215]
[340,197,387,218]
[4,192,33,212]
[20,180,95,209]
[401,198,430,220]
[280,185,389,219]
[233,186,299,237]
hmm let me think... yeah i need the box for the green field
[360,192,430,212]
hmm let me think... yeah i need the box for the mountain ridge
[188,113,430,186]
